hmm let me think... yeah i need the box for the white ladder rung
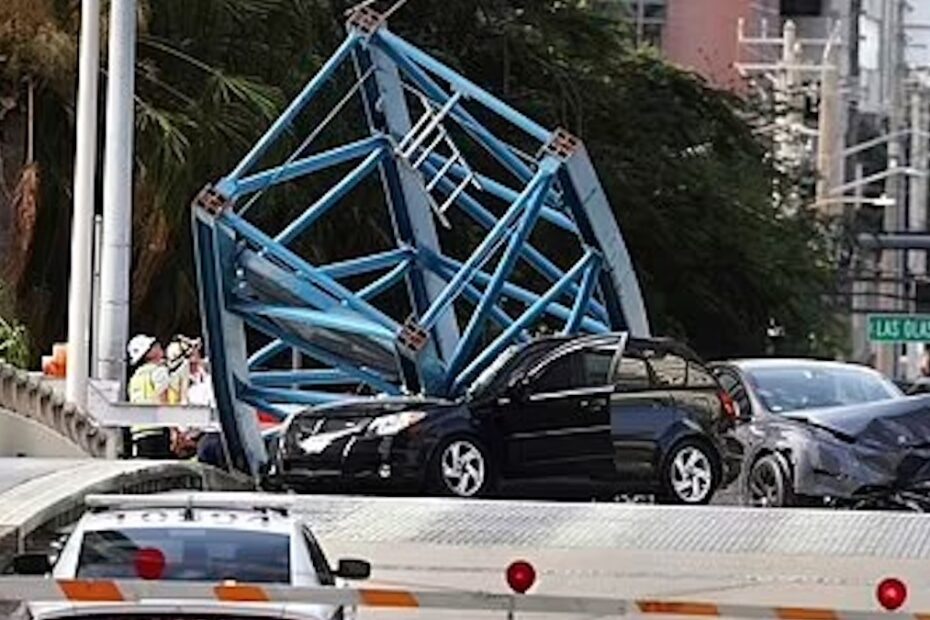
[411,126,448,169]
[439,171,475,214]
[396,106,434,153]
[399,91,462,160]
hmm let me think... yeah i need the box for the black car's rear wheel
[430,437,493,498]
[747,454,793,507]
[661,439,717,504]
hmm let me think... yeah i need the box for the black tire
[746,454,794,508]
[428,436,494,498]
[660,438,718,505]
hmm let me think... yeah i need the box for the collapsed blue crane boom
[192,5,650,476]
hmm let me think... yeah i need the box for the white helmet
[127,334,157,366]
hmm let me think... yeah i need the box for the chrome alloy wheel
[670,445,713,503]
[440,440,486,497]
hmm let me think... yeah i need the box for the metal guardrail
[0,364,119,458]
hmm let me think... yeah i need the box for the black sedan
[270,333,742,504]
[710,359,928,508]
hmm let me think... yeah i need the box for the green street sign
[868,314,930,343]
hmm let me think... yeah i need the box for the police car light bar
[84,493,295,514]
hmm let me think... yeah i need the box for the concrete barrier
[0,364,119,458]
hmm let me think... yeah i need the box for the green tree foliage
[2,0,841,365]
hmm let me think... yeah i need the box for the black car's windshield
[747,366,901,414]
[76,528,290,583]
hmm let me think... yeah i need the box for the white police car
[15,493,370,620]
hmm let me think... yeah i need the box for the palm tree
[0,0,291,360]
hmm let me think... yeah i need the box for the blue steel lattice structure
[192,5,650,475]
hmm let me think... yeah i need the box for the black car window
[648,353,688,387]
[613,356,651,392]
[531,347,615,393]
[687,363,717,388]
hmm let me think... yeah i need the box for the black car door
[609,350,682,483]
[499,343,618,479]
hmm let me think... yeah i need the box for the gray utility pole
[816,26,843,211]
[877,0,908,378]
[96,0,136,387]
[851,162,872,361]
[906,84,930,374]
[736,18,845,196]
[65,0,101,408]
[777,20,804,173]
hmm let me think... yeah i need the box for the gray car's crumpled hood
[774,395,930,497]
[788,395,930,446]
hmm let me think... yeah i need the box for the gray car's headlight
[366,412,427,437]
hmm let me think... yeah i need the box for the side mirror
[334,558,371,580]
[12,553,51,575]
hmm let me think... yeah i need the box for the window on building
[781,0,823,17]
[597,0,667,48]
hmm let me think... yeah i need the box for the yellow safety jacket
[128,362,172,442]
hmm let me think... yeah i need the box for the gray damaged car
[737,396,930,509]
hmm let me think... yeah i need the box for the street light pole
[65,0,101,408]
[96,0,136,389]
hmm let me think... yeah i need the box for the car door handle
[579,400,605,412]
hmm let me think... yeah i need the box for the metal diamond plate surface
[295,496,930,559]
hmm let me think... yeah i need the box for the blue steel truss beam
[238,311,401,395]
[230,303,396,342]
[369,32,538,184]
[415,252,520,335]
[240,384,346,407]
[222,212,399,331]
[422,249,607,334]
[447,161,558,380]
[321,248,411,279]
[251,369,356,387]
[248,339,289,369]
[419,166,556,330]
[352,44,461,366]
[358,260,410,300]
[226,136,386,201]
[274,147,387,246]
[221,34,361,186]
[377,30,550,144]
[419,159,609,323]
[422,152,574,233]
[564,254,603,334]
[452,251,600,393]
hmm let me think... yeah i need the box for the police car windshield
[76,528,290,583]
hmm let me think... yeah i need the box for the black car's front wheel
[747,454,793,507]
[661,439,717,504]
[430,437,493,498]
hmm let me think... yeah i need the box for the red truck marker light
[877,577,907,611]
[506,560,536,594]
